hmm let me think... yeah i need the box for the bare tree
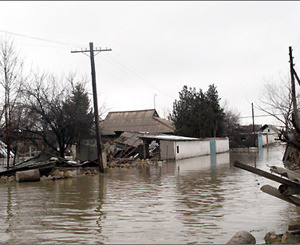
[257,76,300,132]
[22,73,95,158]
[0,37,26,169]
[221,101,242,147]
[222,101,240,130]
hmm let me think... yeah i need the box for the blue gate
[257,134,263,149]
[210,138,216,154]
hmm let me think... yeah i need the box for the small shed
[140,134,229,160]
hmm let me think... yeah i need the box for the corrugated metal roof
[114,132,145,148]
[101,109,174,136]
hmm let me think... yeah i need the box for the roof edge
[107,109,157,114]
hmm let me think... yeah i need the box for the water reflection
[175,152,230,173]
[172,153,229,242]
[0,145,299,244]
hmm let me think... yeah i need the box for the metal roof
[139,134,204,141]
[260,124,280,133]
[100,109,174,136]
[140,134,229,141]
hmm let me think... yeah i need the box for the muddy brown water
[0,144,299,244]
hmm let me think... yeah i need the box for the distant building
[259,124,280,135]
[230,124,280,149]
[229,124,262,148]
[258,124,280,147]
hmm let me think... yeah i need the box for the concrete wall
[159,138,229,160]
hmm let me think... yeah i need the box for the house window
[177,145,179,154]
[268,129,270,132]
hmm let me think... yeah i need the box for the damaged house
[76,109,174,161]
[76,108,229,162]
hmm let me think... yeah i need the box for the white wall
[174,140,211,160]
[261,128,277,135]
[216,138,229,153]
[262,134,276,146]
[159,138,229,160]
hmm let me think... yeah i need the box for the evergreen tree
[205,84,225,137]
[169,84,225,138]
[64,83,94,144]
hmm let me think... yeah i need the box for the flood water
[0,144,300,244]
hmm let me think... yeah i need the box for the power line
[0,29,83,47]
[240,113,283,119]
[107,53,176,100]
[0,29,177,105]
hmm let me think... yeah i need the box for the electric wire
[0,29,83,47]
[0,29,178,102]
[104,53,176,100]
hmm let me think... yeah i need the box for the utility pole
[252,103,256,147]
[289,46,299,129]
[71,42,112,173]
[154,94,157,110]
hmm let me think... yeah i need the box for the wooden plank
[269,165,300,182]
[261,184,300,207]
[234,161,300,191]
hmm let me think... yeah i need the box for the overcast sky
[1,1,300,126]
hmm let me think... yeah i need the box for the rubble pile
[107,159,167,169]
[265,230,300,244]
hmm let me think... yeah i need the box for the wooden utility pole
[252,103,256,147]
[289,46,299,128]
[71,42,112,173]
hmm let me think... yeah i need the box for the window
[177,145,179,154]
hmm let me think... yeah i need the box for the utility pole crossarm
[71,48,112,54]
